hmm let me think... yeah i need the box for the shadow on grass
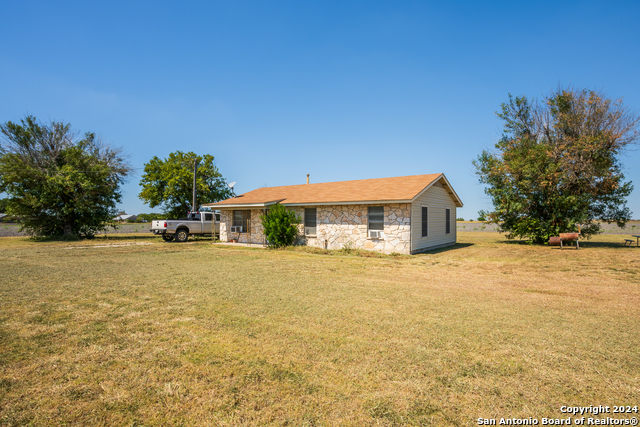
[27,233,157,243]
[95,234,158,242]
[28,235,83,242]
[498,238,634,249]
[416,242,474,254]
[500,239,536,246]
[569,241,638,249]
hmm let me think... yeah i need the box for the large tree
[139,151,232,218]
[0,116,132,237]
[474,87,639,243]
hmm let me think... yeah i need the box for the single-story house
[203,173,463,254]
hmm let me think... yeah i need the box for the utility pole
[192,158,198,213]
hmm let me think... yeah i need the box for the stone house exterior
[203,174,463,254]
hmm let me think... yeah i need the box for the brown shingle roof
[204,173,462,208]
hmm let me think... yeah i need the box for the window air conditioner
[369,230,383,239]
[230,226,243,233]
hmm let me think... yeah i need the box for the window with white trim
[422,206,428,237]
[304,208,316,235]
[233,210,251,232]
[445,208,451,234]
[368,206,384,231]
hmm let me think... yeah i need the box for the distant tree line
[113,213,168,223]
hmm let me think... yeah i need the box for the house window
[368,206,384,231]
[233,210,251,232]
[446,208,451,234]
[304,208,316,235]
[422,206,428,237]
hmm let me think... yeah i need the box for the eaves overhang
[282,199,412,207]
[204,199,414,209]
[202,200,284,209]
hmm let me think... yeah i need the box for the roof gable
[411,174,463,207]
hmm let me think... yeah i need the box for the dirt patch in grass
[0,232,638,425]
[65,242,155,249]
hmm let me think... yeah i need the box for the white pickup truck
[151,212,220,242]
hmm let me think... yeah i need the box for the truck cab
[151,211,220,242]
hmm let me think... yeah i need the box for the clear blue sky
[2,0,639,220]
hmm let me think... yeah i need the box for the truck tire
[175,229,189,242]
[162,234,174,242]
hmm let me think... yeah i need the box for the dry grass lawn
[0,232,638,426]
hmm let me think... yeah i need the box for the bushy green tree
[0,116,131,237]
[261,203,299,248]
[474,88,638,243]
[139,151,232,218]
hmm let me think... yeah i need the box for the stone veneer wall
[220,204,411,253]
[294,203,411,254]
[219,210,230,242]
[219,209,267,244]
